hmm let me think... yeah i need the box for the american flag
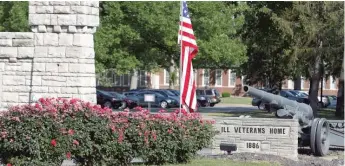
[178,1,198,112]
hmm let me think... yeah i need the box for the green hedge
[0,98,216,166]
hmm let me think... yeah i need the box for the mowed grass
[317,108,343,120]
[205,108,342,120]
[163,159,280,166]
[220,97,252,105]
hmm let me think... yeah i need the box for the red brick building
[97,69,339,96]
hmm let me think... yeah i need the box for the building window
[228,70,236,87]
[113,73,122,86]
[139,70,147,87]
[175,69,180,86]
[288,80,294,89]
[215,69,222,86]
[323,79,326,89]
[203,69,210,86]
[319,78,326,89]
[301,77,304,90]
[122,74,130,86]
[330,77,336,90]
[164,69,169,85]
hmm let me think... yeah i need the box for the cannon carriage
[243,85,330,156]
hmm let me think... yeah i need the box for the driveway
[121,104,258,114]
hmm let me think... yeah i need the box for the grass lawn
[220,97,252,105]
[163,158,279,166]
[205,108,343,120]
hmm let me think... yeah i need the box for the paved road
[115,104,258,114]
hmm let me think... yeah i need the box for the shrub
[0,98,216,166]
[222,92,231,97]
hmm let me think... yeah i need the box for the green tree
[95,2,248,89]
[277,1,344,116]
[0,1,29,32]
[240,2,294,88]
[190,2,248,70]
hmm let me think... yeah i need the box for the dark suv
[196,88,221,107]
[96,90,124,109]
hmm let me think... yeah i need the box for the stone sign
[207,117,299,160]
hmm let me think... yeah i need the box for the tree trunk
[169,58,176,89]
[294,77,301,90]
[130,70,138,90]
[335,60,344,117]
[309,77,320,117]
[308,41,323,117]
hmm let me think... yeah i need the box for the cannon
[243,85,330,156]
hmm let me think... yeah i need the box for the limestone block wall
[0,1,99,110]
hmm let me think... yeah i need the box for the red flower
[152,131,157,141]
[73,139,79,146]
[7,163,12,166]
[68,129,74,135]
[51,139,57,147]
[66,152,71,159]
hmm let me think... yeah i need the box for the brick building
[97,68,339,96]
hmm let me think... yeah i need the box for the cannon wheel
[315,118,330,156]
[310,118,320,154]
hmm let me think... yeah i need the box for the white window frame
[330,76,336,90]
[228,70,236,87]
[175,69,180,86]
[164,69,169,85]
[287,80,294,89]
[241,75,246,85]
[301,77,304,90]
[113,73,122,86]
[202,69,210,86]
[323,78,326,89]
[122,74,131,87]
[215,69,222,87]
[139,70,147,87]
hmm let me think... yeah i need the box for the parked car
[280,90,310,104]
[96,90,124,109]
[123,89,143,96]
[109,92,138,109]
[289,90,308,98]
[196,88,221,107]
[166,89,179,96]
[166,89,211,107]
[126,91,179,109]
[142,89,180,106]
[327,95,337,108]
[287,90,310,104]
[292,90,328,108]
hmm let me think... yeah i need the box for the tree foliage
[278,1,344,115]
[240,2,295,88]
[95,2,248,75]
[0,1,29,32]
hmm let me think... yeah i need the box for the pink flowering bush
[0,98,216,166]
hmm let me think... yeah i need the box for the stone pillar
[0,1,99,110]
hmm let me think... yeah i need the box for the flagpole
[179,0,183,117]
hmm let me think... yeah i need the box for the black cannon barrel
[243,85,296,106]
[243,85,313,121]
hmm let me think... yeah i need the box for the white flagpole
[179,1,183,117]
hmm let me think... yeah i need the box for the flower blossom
[66,152,71,159]
[73,140,79,146]
[51,139,57,147]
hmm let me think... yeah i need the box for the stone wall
[206,117,299,160]
[0,1,99,110]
